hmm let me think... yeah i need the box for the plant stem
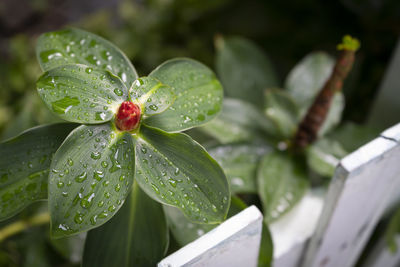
[294,35,360,148]
[0,212,50,242]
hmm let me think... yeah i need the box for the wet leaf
[257,151,309,222]
[36,28,137,88]
[264,89,300,139]
[49,123,135,238]
[164,196,245,246]
[307,138,347,177]
[37,64,127,124]
[134,125,230,224]
[129,77,176,117]
[285,52,334,112]
[0,123,77,221]
[215,36,279,107]
[199,98,279,144]
[208,144,271,194]
[82,182,169,267]
[145,58,223,132]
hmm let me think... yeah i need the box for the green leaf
[36,28,137,88]
[164,196,273,267]
[163,196,246,246]
[385,205,400,253]
[0,123,77,221]
[134,125,230,224]
[82,182,169,267]
[285,52,334,112]
[328,122,379,152]
[145,58,223,132]
[49,123,135,238]
[259,223,274,267]
[50,233,86,263]
[257,151,309,222]
[264,89,300,139]
[319,92,345,137]
[129,77,176,117]
[37,64,128,124]
[215,36,279,107]
[199,98,279,144]
[208,144,270,194]
[306,138,347,177]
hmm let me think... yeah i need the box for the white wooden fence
[158,39,400,267]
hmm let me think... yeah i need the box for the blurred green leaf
[259,222,273,267]
[0,123,77,221]
[328,122,378,152]
[257,151,309,222]
[36,28,138,89]
[264,89,300,139]
[134,125,230,224]
[285,52,334,112]
[49,124,135,238]
[319,92,345,137]
[307,138,347,177]
[82,182,169,267]
[208,144,271,194]
[50,233,86,263]
[37,64,127,124]
[199,98,279,144]
[385,205,400,253]
[146,58,223,132]
[215,36,279,107]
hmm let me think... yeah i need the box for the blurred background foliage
[0,0,400,265]
[1,0,400,140]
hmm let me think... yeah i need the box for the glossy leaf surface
[307,138,347,177]
[285,52,334,112]
[215,36,279,107]
[257,151,309,222]
[208,144,270,194]
[146,58,223,132]
[83,182,169,267]
[49,124,135,238]
[36,28,137,88]
[37,64,127,124]
[264,89,300,139]
[0,123,77,221]
[129,76,176,117]
[200,98,279,144]
[134,125,230,224]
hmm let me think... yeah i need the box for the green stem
[0,212,50,242]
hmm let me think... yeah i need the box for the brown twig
[294,35,360,148]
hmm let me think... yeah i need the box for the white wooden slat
[158,206,263,267]
[302,135,400,267]
[272,189,325,267]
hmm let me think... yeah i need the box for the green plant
[0,28,233,265]
[197,35,376,223]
